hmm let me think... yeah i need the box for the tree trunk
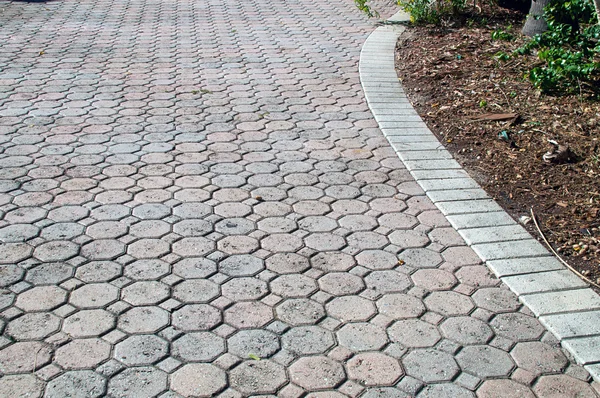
[522,0,550,36]
[594,0,600,25]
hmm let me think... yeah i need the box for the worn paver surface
[0,0,598,396]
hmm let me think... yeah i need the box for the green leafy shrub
[398,0,468,23]
[491,25,515,41]
[517,0,600,94]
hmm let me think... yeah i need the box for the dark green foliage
[491,25,516,40]
[517,0,600,93]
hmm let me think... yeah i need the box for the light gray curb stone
[359,10,600,380]
[521,289,600,316]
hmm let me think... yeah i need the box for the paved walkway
[0,0,598,396]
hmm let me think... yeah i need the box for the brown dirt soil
[394,9,600,283]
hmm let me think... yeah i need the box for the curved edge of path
[359,10,600,381]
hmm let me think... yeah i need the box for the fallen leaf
[468,112,518,122]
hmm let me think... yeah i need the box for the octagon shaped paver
[388,319,441,348]
[289,356,346,390]
[347,353,403,386]
[45,371,106,398]
[114,335,169,366]
[54,338,111,370]
[424,291,475,316]
[225,302,273,329]
[326,296,376,322]
[228,329,280,359]
[510,341,568,375]
[440,316,494,345]
[69,283,119,309]
[108,367,167,398]
[403,349,460,383]
[377,294,425,319]
[173,279,220,303]
[117,306,170,334]
[277,299,326,325]
[282,326,336,355]
[219,255,265,276]
[172,332,226,362]
[6,312,61,341]
[62,310,115,338]
[230,360,288,395]
[456,345,515,378]
[171,364,227,397]
[337,323,389,352]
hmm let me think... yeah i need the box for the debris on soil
[395,8,600,282]
[543,140,575,164]
[468,112,518,122]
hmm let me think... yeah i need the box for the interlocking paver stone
[6,312,61,340]
[54,338,111,369]
[490,312,546,341]
[0,1,594,395]
[225,302,272,329]
[114,335,168,366]
[365,270,412,295]
[277,298,326,325]
[319,272,365,295]
[347,352,403,386]
[62,309,115,338]
[172,332,225,361]
[456,345,515,378]
[424,291,475,316]
[289,356,346,390]
[0,375,44,398]
[388,319,441,348]
[533,375,598,397]
[270,274,318,298]
[511,341,568,375]
[171,363,227,397]
[337,322,389,352]
[173,279,221,303]
[230,360,288,395]
[356,250,398,270]
[282,326,336,355]
[0,341,52,374]
[440,316,494,345]
[69,283,119,308]
[122,281,170,306]
[403,348,460,383]
[377,294,425,319]
[476,380,534,397]
[108,367,167,398]
[173,304,222,332]
[15,286,67,311]
[228,329,280,359]
[327,296,377,322]
[26,262,73,285]
[472,287,521,313]
[45,371,106,398]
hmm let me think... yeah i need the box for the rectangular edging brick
[520,289,600,316]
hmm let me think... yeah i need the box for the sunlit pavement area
[0,0,598,396]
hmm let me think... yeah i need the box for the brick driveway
[0,0,598,396]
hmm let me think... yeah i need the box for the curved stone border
[360,11,600,381]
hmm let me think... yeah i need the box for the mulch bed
[394,9,600,282]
